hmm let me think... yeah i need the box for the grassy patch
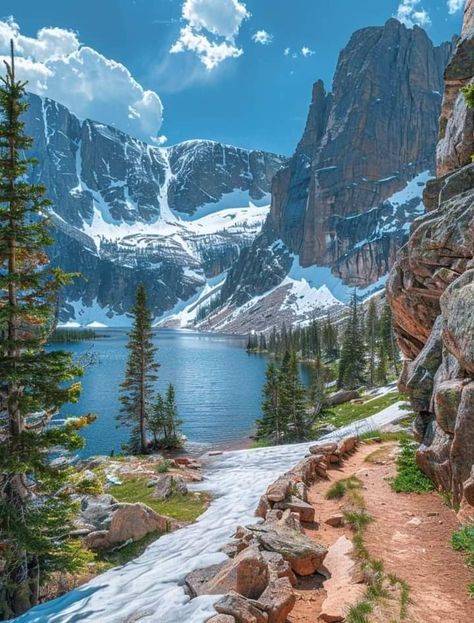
[325,476,363,507]
[364,446,392,464]
[451,525,474,567]
[109,477,209,523]
[314,391,404,432]
[359,430,412,444]
[391,441,435,494]
[346,600,373,623]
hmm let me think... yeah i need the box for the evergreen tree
[379,302,400,377]
[309,357,330,422]
[256,362,285,443]
[337,290,366,390]
[279,351,307,441]
[366,298,378,387]
[0,43,92,617]
[117,284,159,454]
[375,342,388,386]
[149,392,165,447]
[162,383,183,448]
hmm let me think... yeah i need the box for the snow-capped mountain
[23,93,286,324]
[192,19,454,333]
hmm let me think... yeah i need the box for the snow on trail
[18,401,406,623]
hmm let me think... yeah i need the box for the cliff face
[23,93,285,323]
[387,0,474,520]
[198,19,452,333]
[272,19,452,282]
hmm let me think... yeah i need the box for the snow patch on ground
[67,298,131,327]
[17,399,407,623]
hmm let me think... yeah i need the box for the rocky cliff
[387,0,474,520]
[196,19,453,333]
[23,93,285,323]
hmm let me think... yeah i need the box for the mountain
[387,0,474,519]
[187,19,453,333]
[23,93,286,325]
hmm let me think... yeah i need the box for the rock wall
[387,0,474,520]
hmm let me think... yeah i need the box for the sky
[0,0,464,155]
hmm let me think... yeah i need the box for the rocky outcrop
[198,19,453,333]
[23,93,285,322]
[387,0,474,518]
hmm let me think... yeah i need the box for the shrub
[156,459,175,474]
[451,525,474,567]
[391,441,435,493]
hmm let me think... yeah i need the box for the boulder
[257,577,296,623]
[186,563,227,598]
[83,502,169,551]
[214,592,268,623]
[248,516,327,576]
[320,537,365,623]
[274,496,315,523]
[261,551,297,587]
[207,616,236,623]
[434,379,465,434]
[266,478,291,503]
[309,442,337,456]
[255,495,272,519]
[152,475,173,500]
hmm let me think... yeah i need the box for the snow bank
[17,401,407,623]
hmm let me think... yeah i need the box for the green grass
[314,391,404,432]
[346,599,373,623]
[391,441,435,494]
[325,476,364,507]
[109,477,209,522]
[325,480,346,499]
[451,525,474,567]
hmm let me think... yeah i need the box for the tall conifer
[0,43,92,617]
[117,284,159,454]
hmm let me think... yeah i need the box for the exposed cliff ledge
[387,0,474,519]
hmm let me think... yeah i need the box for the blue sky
[0,0,464,155]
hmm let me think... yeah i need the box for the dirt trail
[288,442,473,623]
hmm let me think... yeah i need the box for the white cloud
[284,47,290,56]
[170,25,243,70]
[0,18,163,143]
[301,46,315,57]
[252,30,273,45]
[171,0,249,70]
[447,0,464,14]
[396,0,431,28]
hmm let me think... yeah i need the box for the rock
[83,502,169,551]
[327,390,360,407]
[247,514,327,576]
[257,577,296,623]
[266,478,291,503]
[207,615,236,623]
[261,551,297,587]
[204,547,269,600]
[255,495,272,519]
[186,563,227,598]
[208,451,224,456]
[152,475,173,500]
[293,481,308,502]
[320,537,365,623]
[214,592,268,623]
[310,442,337,456]
[325,513,345,528]
[434,379,465,434]
[274,496,315,523]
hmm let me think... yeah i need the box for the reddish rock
[325,513,345,528]
[257,578,296,623]
[214,592,268,623]
[266,478,291,503]
[274,496,315,523]
[255,495,272,519]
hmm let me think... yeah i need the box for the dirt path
[288,442,473,623]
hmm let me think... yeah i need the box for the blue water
[53,329,271,457]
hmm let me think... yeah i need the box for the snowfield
[17,399,406,623]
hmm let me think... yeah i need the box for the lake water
[53,329,273,457]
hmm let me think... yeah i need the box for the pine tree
[256,362,286,443]
[117,284,159,454]
[309,357,330,422]
[379,302,399,377]
[162,383,183,448]
[0,43,93,617]
[149,392,165,447]
[366,298,378,387]
[337,290,366,390]
[279,351,307,441]
[375,342,388,386]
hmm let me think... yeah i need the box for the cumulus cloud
[447,0,464,14]
[301,46,315,57]
[396,0,431,28]
[0,17,163,143]
[283,47,290,56]
[252,30,273,45]
[171,0,249,70]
